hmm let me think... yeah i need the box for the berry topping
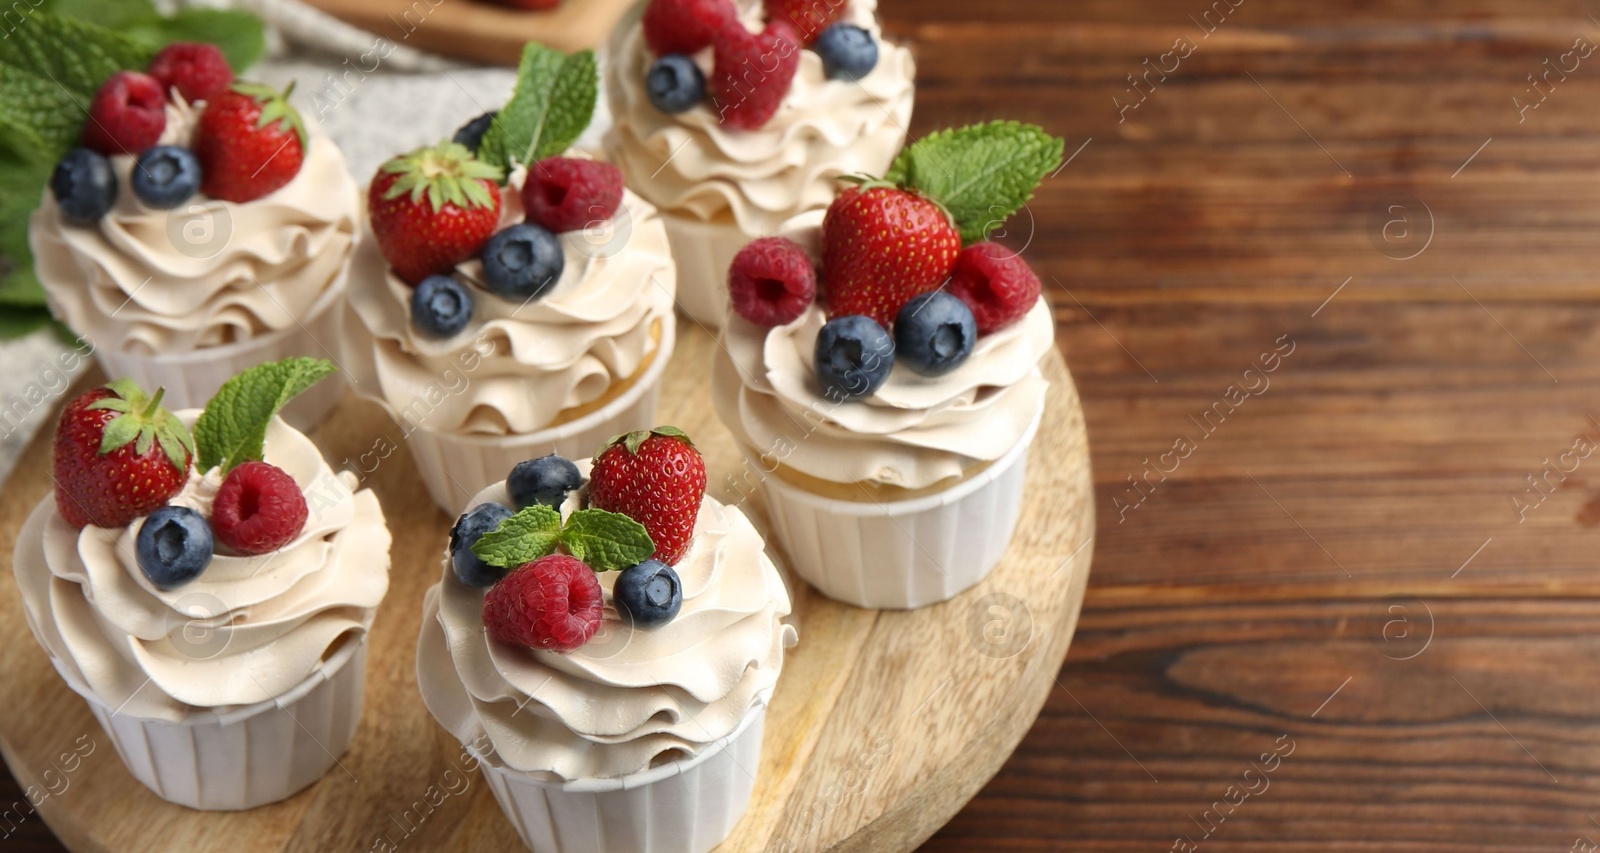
[642,0,736,56]
[53,380,194,529]
[894,291,976,377]
[82,71,166,156]
[814,23,878,80]
[480,223,564,301]
[483,554,604,653]
[410,275,475,339]
[590,427,706,566]
[508,454,583,510]
[946,242,1042,334]
[135,506,214,589]
[764,0,848,44]
[147,42,235,104]
[521,157,624,234]
[50,148,117,224]
[814,314,893,399]
[614,559,683,628]
[711,21,801,130]
[211,461,308,555]
[194,81,307,203]
[452,110,498,154]
[450,502,516,587]
[728,236,815,327]
[822,185,959,327]
[646,55,706,114]
[369,142,503,285]
[130,145,202,210]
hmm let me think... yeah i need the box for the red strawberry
[147,42,234,104]
[194,82,306,203]
[81,71,167,156]
[211,461,308,555]
[483,555,603,652]
[946,242,1042,334]
[711,21,801,131]
[522,157,624,234]
[368,142,503,285]
[764,0,848,44]
[729,236,815,326]
[821,185,961,327]
[642,0,737,56]
[589,427,706,566]
[53,380,194,529]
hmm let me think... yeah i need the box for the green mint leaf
[477,44,597,173]
[127,8,267,72]
[471,505,563,569]
[193,357,335,473]
[889,121,1065,244]
[0,13,155,153]
[559,509,654,572]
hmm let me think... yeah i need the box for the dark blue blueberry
[452,110,498,154]
[480,223,564,302]
[894,291,976,377]
[50,148,118,224]
[410,275,475,339]
[450,502,516,587]
[813,23,879,81]
[135,506,213,589]
[130,145,201,210]
[646,55,706,114]
[614,559,682,628]
[507,454,582,510]
[814,314,894,400]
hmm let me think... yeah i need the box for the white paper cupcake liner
[659,212,754,331]
[759,402,1045,609]
[80,637,366,811]
[91,272,348,432]
[404,318,676,513]
[474,701,766,853]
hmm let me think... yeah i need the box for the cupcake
[30,43,360,427]
[417,428,795,853]
[342,44,676,513]
[604,0,915,327]
[712,121,1064,608]
[11,358,390,810]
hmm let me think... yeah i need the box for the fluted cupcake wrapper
[758,402,1044,610]
[474,701,766,853]
[90,271,348,432]
[658,212,755,331]
[78,637,366,812]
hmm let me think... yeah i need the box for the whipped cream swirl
[13,415,391,722]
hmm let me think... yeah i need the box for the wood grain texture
[0,328,1091,852]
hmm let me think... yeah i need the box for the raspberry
[945,242,1042,334]
[482,555,603,653]
[521,157,624,234]
[729,236,815,326]
[211,461,309,555]
[711,22,801,130]
[147,42,234,104]
[642,0,736,56]
[764,0,849,44]
[81,71,167,156]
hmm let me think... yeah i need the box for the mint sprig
[476,43,597,174]
[472,506,653,573]
[884,121,1064,244]
[193,357,336,473]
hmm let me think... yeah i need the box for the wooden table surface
[8,0,1600,849]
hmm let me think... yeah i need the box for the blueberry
[614,559,682,628]
[814,23,879,81]
[480,223,564,302]
[130,145,201,210]
[135,506,213,589]
[646,55,705,114]
[507,455,582,510]
[450,502,515,587]
[410,275,475,339]
[894,291,976,377]
[50,148,118,224]
[452,110,498,154]
[814,314,894,400]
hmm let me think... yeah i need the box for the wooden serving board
[301,0,634,65]
[0,323,1091,853]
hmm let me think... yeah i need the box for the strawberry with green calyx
[53,379,195,529]
[195,81,308,203]
[589,427,706,566]
[369,142,503,285]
